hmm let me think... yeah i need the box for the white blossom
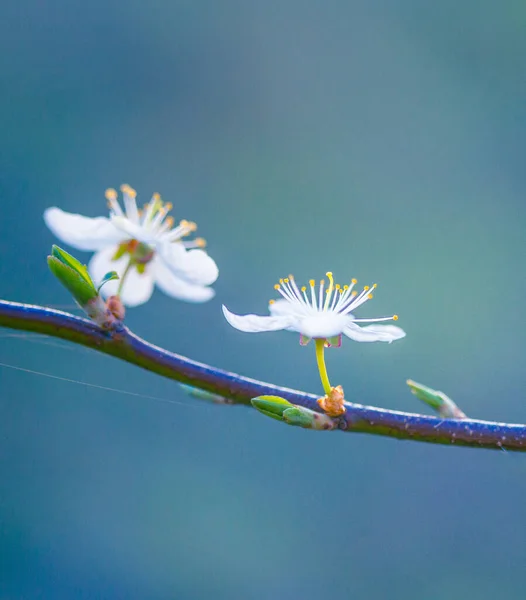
[223,272,405,345]
[44,185,218,306]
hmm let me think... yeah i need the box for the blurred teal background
[1,1,526,598]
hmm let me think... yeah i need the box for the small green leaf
[284,406,338,430]
[406,379,443,410]
[179,383,231,404]
[251,395,294,421]
[407,379,466,419]
[51,245,93,287]
[97,271,119,293]
[283,407,313,428]
[47,255,98,306]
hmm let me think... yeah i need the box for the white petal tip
[43,207,63,231]
[182,287,215,303]
[222,305,291,333]
[344,323,407,343]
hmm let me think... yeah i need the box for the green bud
[47,246,120,329]
[283,406,338,430]
[251,396,337,430]
[406,379,466,419]
[179,383,232,404]
[282,407,312,427]
[51,245,92,284]
[47,245,98,306]
[251,395,294,421]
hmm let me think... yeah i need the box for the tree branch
[1,299,525,451]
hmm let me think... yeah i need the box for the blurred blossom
[44,184,218,306]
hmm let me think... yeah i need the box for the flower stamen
[184,237,207,249]
[323,272,334,311]
[120,184,139,224]
[318,279,325,309]
[288,274,304,301]
[267,274,402,335]
[105,188,124,217]
[309,279,318,310]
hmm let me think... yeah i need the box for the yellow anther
[269,299,275,305]
[326,289,331,294]
[152,193,161,201]
[180,220,197,233]
[339,289,343,294]
[289,274,295,280]
[343,285,349,290]
[105,188,118,200]
[364,286,370,291]
[351,291,358,296]
[335,284,341,290]
[284,278,289,283]
[165,216,174,228]
[393,315,399,321]
[326,271,333,277]
[351,278,357,284]
[165,202,173,211]
[309,279,315,287]
[279,278,284,284]
[372,283,377,289]
[320,279,325,286]
[367,294,374,299]
[301,286,306,292]
[274,284,280,290]
[121,184,137,197]
[195,237,207,248]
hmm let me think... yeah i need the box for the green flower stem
[1,299,526,451]
[117,260,134,296]
[315,338,332,396]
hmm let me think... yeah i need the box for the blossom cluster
[45,185,405,346]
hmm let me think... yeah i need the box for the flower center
[105,185,208,248]
[112,239,155,272]
[271,272,399,323]
[272,272,363,314]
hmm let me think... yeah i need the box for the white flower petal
[110,215,145,240]
[89,246,156,306]
[222,305,293,333]
[118,268,155,307]
[269,298,301,317]
[88,246,127,295]
[268,299,303,332]
[88,246,154,306]
[44,207,125,251]
[158,243,219,286]
[153,257,215,303]
[297,313,349,339]
[343,322,406,343]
